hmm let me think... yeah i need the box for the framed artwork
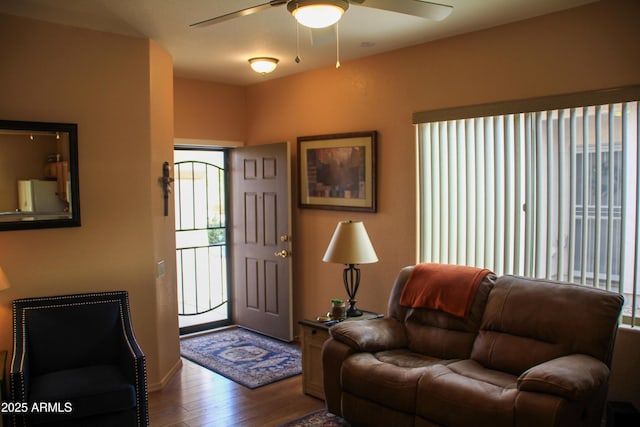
[298,131,377,212]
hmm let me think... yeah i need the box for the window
[574,147,623,283]
[415,88,640,326]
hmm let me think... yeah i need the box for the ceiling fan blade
[352,0,453,21]
[190,0,287,28]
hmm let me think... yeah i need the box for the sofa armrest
[322,338,357,415]
[329,318,408,352]
[517,354,609,401]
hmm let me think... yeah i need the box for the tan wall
[0,14,179,389]
[610,328,640,408]
[174,77,247,143]
[175,0,640,407]
[149,39,181,387]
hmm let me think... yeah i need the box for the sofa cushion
[341,352,443,413]
[471,275,623,375]
[399,263,492,318]
[416,360,518,427]
[375,349,457,369]
[387,266,496,360]
[406,274,494,358]
[29,364,136,424]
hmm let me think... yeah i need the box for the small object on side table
[330,298,346,321]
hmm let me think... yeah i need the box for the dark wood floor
[149,358,325,427]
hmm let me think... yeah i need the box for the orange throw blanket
[399,263,492,318]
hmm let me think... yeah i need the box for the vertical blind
[417,101,639,326]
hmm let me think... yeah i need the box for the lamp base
[347,299,362,317]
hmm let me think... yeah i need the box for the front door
[231,142,293,341]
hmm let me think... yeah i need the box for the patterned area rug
[180,327,302,389]
[279,409,350,427]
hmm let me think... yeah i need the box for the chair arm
[9,362,30,403]
[517,354,610,401]
[118,316,149,427]
[118,330,145,373]
[118,341,147,396]
[329,318,408,352]
[10,323,30,403]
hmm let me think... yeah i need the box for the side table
[298,311,383,400]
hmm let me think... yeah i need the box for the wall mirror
[0,120,81,231]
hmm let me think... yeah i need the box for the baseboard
[179,324,238,339]
[148,358,183,392]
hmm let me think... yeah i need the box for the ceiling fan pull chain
[336,22,341,69]
[295,21,301,63]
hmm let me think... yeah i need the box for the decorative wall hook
[159,161,174,216]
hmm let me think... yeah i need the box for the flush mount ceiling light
[248,57,279,74]
[287,0,349,29]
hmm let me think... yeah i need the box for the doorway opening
[174,147,231,335]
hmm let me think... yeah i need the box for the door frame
[173,140,293,339]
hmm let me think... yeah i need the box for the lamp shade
[323,220,378,265]
[0,266,11,291]
[287,0,349,29]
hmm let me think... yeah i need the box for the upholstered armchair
[10,291,148,427]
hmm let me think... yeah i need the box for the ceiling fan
[190,0,454,29]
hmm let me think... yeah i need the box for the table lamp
[323,220,378,317]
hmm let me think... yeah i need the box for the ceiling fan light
[287,1,349,29]
[248,57,279,74]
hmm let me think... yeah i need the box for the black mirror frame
[0,120,81,231]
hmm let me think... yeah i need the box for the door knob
[280,234,290,242]
[274,249,290,258]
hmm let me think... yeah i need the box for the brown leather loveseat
[322,264,624,427]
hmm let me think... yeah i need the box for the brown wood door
[231,142,293,341]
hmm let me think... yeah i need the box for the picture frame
[298,131,377,212]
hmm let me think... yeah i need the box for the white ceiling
[0,0,597,86]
